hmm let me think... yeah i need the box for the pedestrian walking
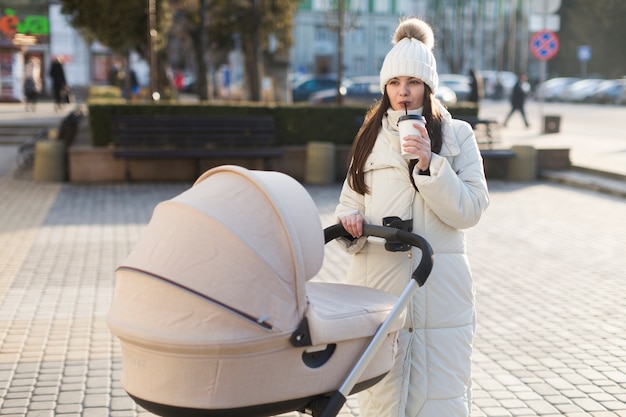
[49,56,68,112]
[334,17,489,417]
[23,57,42,112]
[504,73,530,127]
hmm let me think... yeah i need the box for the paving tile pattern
[0,175,625,417]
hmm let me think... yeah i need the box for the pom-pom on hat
[379,18,438,94]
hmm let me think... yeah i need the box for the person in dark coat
[468,69,483,103]
[49,56,67,111]
[23,57,42,112]
[504,74,530,128]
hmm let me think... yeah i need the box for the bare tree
[324,0,359,104]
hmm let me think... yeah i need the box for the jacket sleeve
[334,178,368,253]
[413,120,489,229]
[335,178,366,217]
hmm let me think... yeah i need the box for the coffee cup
[398,114,426,159]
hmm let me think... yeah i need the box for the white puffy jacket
[335,105,489,417]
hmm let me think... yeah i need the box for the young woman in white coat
[335,18,490,417]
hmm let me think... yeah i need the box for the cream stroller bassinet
[107,165,433,417]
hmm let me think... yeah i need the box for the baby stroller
[107,165,433,417]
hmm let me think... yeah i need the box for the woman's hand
[402,124,431,172]
[340,212,365,238]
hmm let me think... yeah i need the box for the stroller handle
[324,223,434,287]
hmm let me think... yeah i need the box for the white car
[535,77,581,101]
[435,85,457,105]
[560,79,606,103]
[438,74,472,101]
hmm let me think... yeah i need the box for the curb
[541,168,626,198]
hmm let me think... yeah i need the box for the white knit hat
[379,18,438,94]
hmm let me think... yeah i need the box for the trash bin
[33,140,66,182]
[507,145,537,182]
[305,142,335,184]
[543,115,561,134]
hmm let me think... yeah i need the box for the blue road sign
[578,45,592,62]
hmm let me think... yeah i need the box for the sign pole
[530,29,559,131]
[539,0,547,129]
[539,0,548,127]
[529,0,562,133]
[539,60,546,129]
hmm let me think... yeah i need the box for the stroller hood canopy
[117,165,324,336]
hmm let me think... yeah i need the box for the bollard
[33,140,66,182]
[543,115,561,134]
[305,142,336,184]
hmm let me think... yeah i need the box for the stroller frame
[309,224,433,417]
[126,223,433,417]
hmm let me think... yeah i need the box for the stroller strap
[116,266,274,330]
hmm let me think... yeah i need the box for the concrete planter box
[68,145,567,184]
[536,148,571,171]
[68,144,351,184]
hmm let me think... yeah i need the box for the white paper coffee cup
[398,114,425,159]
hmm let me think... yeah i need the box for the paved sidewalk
[1,99,625,417]
[1,167,625,417]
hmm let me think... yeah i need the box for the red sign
[530,30,560,61]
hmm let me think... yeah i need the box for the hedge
[88,101,479,148]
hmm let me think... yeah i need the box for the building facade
[0,1,143,102]
[291,0,535,80]
[1,0,536,102]
[0,0,50,101]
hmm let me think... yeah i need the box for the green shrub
[88,85,123,99]
[88,102,480,147]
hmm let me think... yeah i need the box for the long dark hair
[347,85,444,194]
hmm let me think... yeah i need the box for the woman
[335,18,489,417]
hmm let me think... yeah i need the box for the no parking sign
[530,30,560,61]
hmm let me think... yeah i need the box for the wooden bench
[456,115,501,149]
[480,148,516,179]
[456,115,516,179]
[111,114,282,181]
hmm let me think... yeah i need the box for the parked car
[560,78,605,103]
[308,76,381,105]
[480,70,517,99]
[438,74,472,102]
[534,77,581,101]
[310,75,458,106]
[292,74,349,102]
[435,85,457,105]
[588,79,626,104]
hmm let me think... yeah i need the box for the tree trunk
[194,0,209,101]
[241,32,262,101]
[264,51,289,103]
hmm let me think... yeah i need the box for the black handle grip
[324,223,434,287]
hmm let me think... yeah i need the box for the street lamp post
[148,0,159,101]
